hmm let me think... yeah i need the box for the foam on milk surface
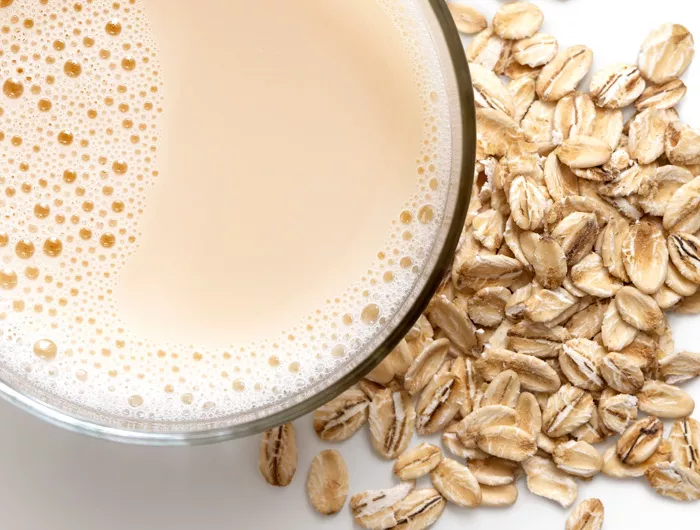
[0,0,452,421]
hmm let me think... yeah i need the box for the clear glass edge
[0,0,477,445]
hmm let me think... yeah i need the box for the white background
[1,0,699,528]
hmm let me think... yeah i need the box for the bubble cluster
[0,0,452,422]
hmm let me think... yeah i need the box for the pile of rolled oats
[258,2,700,528]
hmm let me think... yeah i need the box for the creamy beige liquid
[116,0,423,347]
[0,0,449,418]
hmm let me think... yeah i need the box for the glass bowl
[0,0,476,444]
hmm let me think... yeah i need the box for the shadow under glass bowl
[0,0,476,445]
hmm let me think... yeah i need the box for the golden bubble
[11,135,22,146]
[128,394,143,407]
[383,271,394,283]
[342,313,353,325]
[164,384,174,393]
[400,257,413,269]
[0,232,7,246]
[15,239,35,259]
[105,19,122,36]
[232,380,245,392]
[5,186,15,197]
[400,210,413,224]
[63,60,82,78]
[181,393,193,405]
[25,266,39,280]
[418,204,435,223]
[43,237,63,257]
[122,118,133,129]
[112,160,128,175]
[23,18,33,29]
[34,202,50,218]
[361,303,380,324]
[57,130,74,145]
[12,300,24,312]
[121,56,136,71]
[267,355,280,367]
[79,228,92,240]
[0,1,13,8]
[100,233,116,248]
[76,369,88,382]
[99,49,111,59]
[33,339,57,360]
[63,169,77,183]
[46,75,55,85]
[3,77,24,98]
[82,200,94,212]
[38,98,52,112]
[111,200,125,213]
[53,40,66,51]
[87,109,97,119]
[0,268,17,289]
[288,361,300,373]
[83,36,94,47]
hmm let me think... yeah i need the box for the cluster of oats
[257,3,700,529]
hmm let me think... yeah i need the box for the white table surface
[1,0,699,528]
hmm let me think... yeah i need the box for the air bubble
[34,203,51,218]
[0,268,18,289]
[361,304,380,324]
[15,239,35,259]
[43,237,63,257]
[121,56,136,71]
[100,233,116,248]
[57,130,74,145]
[34,339,58,360]
[3,78,24,98]
[417,204,434,223]
[105,19,122,36]
[63,60,83,78]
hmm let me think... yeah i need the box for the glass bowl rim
[0,0,476,445]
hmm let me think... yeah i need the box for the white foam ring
[0,0,452,422]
